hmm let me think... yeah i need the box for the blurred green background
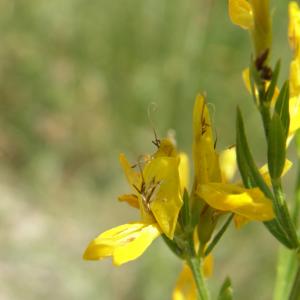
[0,0,296,299]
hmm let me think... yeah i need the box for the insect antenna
[147,102,161,148]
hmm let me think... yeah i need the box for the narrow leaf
[236,107,294,248]
[274,81,290,138]
[273,246,298,300]
[161,234,184,259]
[266,60,281,103]
[218,277,233,300]
[268,113,286,179]
[179,189,191,228]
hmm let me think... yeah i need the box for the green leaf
[161,234,184,259]
[218,277,233,300]
[236,107,294,248]
[236,107,272,197]
[266,60,281,103]
[274,81,290,138]
[179,189,191,228]
[267,113,286,179]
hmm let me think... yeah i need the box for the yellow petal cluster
[289,2,300,142]
[192,94,221,187]
[83,222,161,266]
[193,95,274,223]
[197,183,274,221]
[83,138,188,265]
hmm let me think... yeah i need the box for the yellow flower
[83,223,161,266]
[192,94,221,187]
[228,0,271,57]
[172,255,213,300]
[83,139,186,265]
[228,0,253,30]
[193,95,275,222]
[289,1,300,57]
[289,2,300,143]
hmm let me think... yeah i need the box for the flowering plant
[84,1,300,298]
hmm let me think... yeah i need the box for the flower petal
[143,157,183,239]
[290,59,300,97]
[119,153,141,189]
[197,183,274,221]
[178,152,190,191]
[289,96,300,139]
[219,147,237,183]
[153,138,177,158]
[259,159,292,186]
[203,254,214,277]
[289,1,300,54]
[228,0,253,30]
[173,264,197,300]
[118,194,139,209]
[193,95,221,185]
[233,214,249,228]
[83,222,161,266]
[172,256,213,300]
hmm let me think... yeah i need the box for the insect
[132,159,163,212]
[152,129,161,148]
[201,100,210,135]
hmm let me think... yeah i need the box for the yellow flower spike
[197,183,274,221]
[193,95,222,186]
[228,0,253,30]
[289,1,300,56]
[83,222,161,266]
[143,156,183,239]
[172,255,213,300]
[178,152,190,192]
[219,147,237,183]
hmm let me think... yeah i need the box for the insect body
[201,100,210,135]
[133,176,163,212]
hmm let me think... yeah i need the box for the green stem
[289,261,300,300]
[187,256,210,300]
[273,247,298,300]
